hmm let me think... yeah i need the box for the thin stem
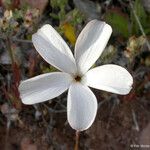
[0,36,32,43]
[12,38,32,43]
[6,37,15,65]
[129,0,150,51]
[132,109,140,131]
[5,117,11,150]
[74,131,80,150]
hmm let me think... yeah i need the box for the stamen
[75,75,81,82]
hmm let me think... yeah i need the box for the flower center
[74,75,82,82]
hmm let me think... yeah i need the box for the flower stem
[74,131,80,150]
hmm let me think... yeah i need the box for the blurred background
[0,0,150,149]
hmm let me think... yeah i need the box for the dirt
[0,96,149,150]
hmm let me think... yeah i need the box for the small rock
[21,137,37,150]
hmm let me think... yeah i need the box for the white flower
[19,20,133,131]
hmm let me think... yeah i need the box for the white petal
[75,19,112,74]
[32,24,77,75]
[83,64,133,95]
[19,72,73,104]
[67,83,97,131]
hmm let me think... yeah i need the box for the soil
[0,93,150,150]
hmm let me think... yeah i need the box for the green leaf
[105,9,129,38]
[50,13,59,19]
[50,0,68,9]
[130,0,149,35]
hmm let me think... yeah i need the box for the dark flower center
[74,75,82,82]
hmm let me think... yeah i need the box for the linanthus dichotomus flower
[19,20,133,131]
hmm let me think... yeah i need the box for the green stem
[129,0,150,51]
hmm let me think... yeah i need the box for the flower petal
[75,19,112,74]
[19,72,73,104]
[32,24,77,75]
[83,64,133,95]
[67,83,97,131]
